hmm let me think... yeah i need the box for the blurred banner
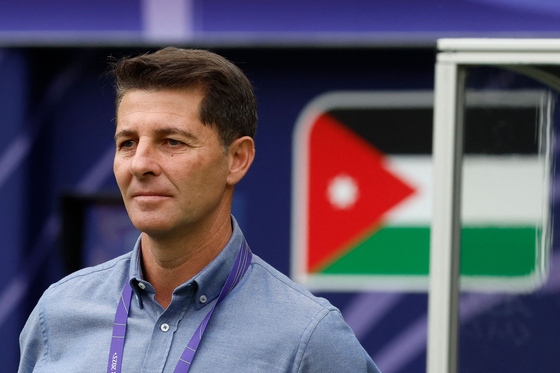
[292,90,551,293]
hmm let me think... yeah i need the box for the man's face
[113,89,232,238]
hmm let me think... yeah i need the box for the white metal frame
[428,39,560,373]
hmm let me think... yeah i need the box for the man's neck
[140,215,233,309]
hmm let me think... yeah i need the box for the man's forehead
[119,88,204,108]
[120,90,198,109]
[116,89,204,126]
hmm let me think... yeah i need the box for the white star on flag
[327,174,359,210]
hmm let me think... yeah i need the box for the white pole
[427,60,466,373]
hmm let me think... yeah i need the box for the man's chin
[131,219,176,237]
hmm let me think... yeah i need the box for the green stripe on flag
[320,226,538,277]
[321,227,431,275]
[461,227,538,276]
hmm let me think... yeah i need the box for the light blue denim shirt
[19,218,380,373]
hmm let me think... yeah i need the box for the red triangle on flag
[307,113,416,272]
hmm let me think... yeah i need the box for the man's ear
[226,136,255,186]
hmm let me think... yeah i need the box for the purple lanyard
[108,239,252,373]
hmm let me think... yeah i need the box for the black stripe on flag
[328,106,539,155]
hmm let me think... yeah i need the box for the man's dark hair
[111,47,257,149]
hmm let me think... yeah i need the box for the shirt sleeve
[294,309,381,373]
[18,299,47,373]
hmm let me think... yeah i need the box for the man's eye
[121,140,135,148]
[167,139,182,146]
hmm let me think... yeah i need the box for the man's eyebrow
[114,129,136,141]
[154,127,197,139]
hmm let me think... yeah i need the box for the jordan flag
[291,91,550,292]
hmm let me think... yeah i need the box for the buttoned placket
[132,282,195,373]
[132,280,220,373]
[123,222,243,372]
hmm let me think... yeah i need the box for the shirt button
[199,295,207,304]
[138,282,146,290]
[161,323,170,332]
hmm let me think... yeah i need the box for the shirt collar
[128,216,245,310]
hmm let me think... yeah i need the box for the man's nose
[129,141,161,178]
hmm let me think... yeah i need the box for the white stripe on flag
[383,155,546,225]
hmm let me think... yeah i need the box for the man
[19,47,380,372]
